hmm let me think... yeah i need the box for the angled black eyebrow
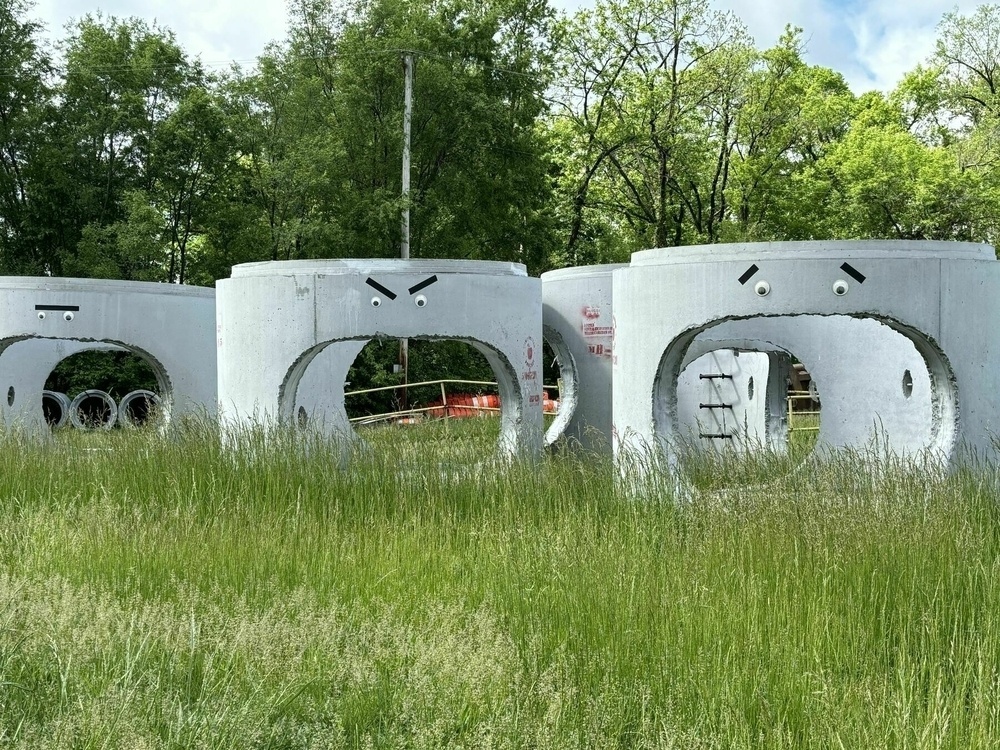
[365,277,397,300]
[408,275,438,295]
[840,262,866,284]
[738,264,759,285]
[35,304,80,311]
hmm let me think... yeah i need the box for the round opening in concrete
[289,338,513,464]
[6,386,13,407]
[902,369,914,399]
[747,376,755,401]
[70,390,117,430]
[41,390,71,428]
[118,390,161,427]
[541,330,576,448]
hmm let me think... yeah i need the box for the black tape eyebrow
[738,264,759,285]
[35,304,79,311]
[408,275,438,295]
[840,262,866,283]
[365,277,397,300]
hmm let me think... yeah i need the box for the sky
[26,0,991,92]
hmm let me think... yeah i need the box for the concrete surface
[541,264,623,452]
[612,241,1000,471]
[0,279,216,437]
[217,259,543,459]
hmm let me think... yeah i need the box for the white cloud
[30,0,287,68]
[551,0,990,93]
[24,0,993,90]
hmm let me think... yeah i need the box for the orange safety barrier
[423,391,559,419]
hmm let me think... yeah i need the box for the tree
[0,0,51,273]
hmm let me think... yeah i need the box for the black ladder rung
[699,432,733,439]
[699,403,733,409]
[699,373,733,380]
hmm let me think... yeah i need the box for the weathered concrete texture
[692,316,933,456]
[0,279,216,437]
[0,339,117,433]
[217,259,543,459]
[541,264,623,452]
[612,241,999,470]
[676,349,790,453]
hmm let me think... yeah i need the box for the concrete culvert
[42,390,72,428]
[118,389,160,427]
[69,389,117,430]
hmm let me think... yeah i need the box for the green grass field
[2,418,1000,748]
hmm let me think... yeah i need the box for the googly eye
[370,296,381,308]
[63,311,74,321]
[37,311,46,320]
[414,294,427,308]
[754,280,771,297]
[832,279,849,296]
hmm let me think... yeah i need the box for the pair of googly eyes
[37,311,74,321]
[371,295,427,308]
[753,280,851,297]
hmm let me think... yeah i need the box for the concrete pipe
[0,277,217,438]
[612,240,1000,474]
[541,264,623,453]
[69,390,117,430]
[542,263,781,455]
[41,390,71,428]
[217,259,543,461]
[118,389,161,427]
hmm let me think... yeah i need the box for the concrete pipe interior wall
[0,278,217,436]
[217,259,543,460]
[676,349,790,453]
[612,241,1000,472]
[690,316,934,456]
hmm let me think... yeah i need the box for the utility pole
[399,52,414,412]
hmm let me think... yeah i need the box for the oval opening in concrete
[656,314,949,480]
[46,348,162,430]
[292,338,510,464]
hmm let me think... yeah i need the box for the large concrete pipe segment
[69,389,117,430]
[612,241,1000,474]
[0,278,216,438]
[41,390,71,428]
[217,259,543,460]
[541,264,623,452]
[118,389,162,427]
[542,263,779,455]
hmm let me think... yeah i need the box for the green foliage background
[2,0,1000,400]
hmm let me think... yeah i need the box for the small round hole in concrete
[6,387,13,406]
[297,405,308,428]
[902,369,913,399]
[747,376,754,401]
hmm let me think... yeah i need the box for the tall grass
[1,419,999,747]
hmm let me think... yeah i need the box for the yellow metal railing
[787,390,820,432]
